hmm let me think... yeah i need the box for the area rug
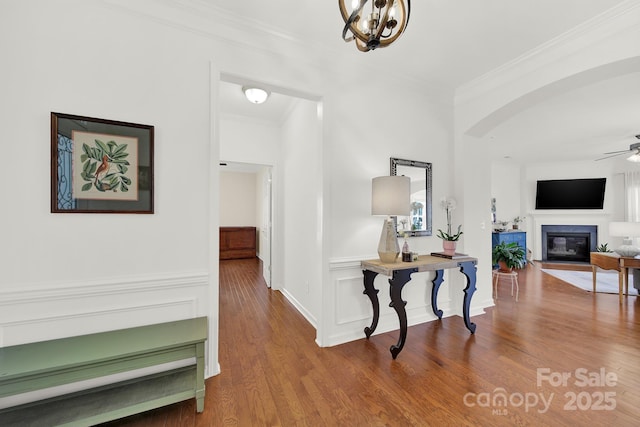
[542,269,639,295]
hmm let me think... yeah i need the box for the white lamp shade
[609,222,640,237]
[371,176,411,216]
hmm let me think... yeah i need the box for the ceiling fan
[596,135,640,161]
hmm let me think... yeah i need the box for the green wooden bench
[0,316,207,426]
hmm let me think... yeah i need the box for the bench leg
[196,342,205,412]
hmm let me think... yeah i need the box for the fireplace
[541,225,598,263]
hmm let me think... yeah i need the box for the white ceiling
[216,1,638,163]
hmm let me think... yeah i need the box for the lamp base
[615,238,640,257]
[615,245,640,258]
[378,217,399,263]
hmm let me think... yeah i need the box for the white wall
[255,167,271,261]
[326,82,455,260]
[0,0,213,358]
[1,1,214,285]
[219,171,257,227]
[220,115,280,166]
[491,161,524,225]
[282,98,323,326]
[456,135,494,315]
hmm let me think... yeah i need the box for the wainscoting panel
[323,258,455,347]
[0,272,209,347]
[335,275,371,326]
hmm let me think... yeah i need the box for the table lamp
[372,175,411,263]
[609,221,640,257]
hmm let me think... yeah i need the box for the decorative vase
[442,240,457,255]
[378,218,400,263]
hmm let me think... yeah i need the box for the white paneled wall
[0,272,209,349]
[323,258,488,347]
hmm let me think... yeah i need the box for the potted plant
[492,241,526,272]
[437,197,463,254]
[512,216,524,230]
[596,243,613,253]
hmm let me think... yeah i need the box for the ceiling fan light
[627,153,640,162]
[242,86,270,104]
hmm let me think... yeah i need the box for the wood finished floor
[107,259,640,426]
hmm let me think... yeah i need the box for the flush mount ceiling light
[339,0,411,52]
[242,86,270,104]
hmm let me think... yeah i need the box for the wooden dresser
[220,226,257,260]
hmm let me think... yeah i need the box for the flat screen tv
[535,178,606,210]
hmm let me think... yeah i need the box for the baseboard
[279,288,318,329]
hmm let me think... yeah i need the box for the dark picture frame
[51,112,154,213]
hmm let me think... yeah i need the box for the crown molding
[455,0,640,106]
[100,0,302,51]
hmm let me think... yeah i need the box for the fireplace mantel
[529,211,613,261]
[531,210,613,217]
[541,225,597,263]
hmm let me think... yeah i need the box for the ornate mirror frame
[390,157,432,237]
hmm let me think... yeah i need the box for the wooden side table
[590,252,640,303]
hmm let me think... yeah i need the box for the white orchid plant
[436,197,463,241]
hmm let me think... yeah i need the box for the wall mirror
[391,157,432,237]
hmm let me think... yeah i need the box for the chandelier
[339,0,411,52]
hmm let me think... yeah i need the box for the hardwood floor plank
[103,258,640,426]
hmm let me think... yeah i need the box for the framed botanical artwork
[51,112,154,213]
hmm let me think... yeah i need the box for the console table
[590,252,640,303]
[361,254,478,359]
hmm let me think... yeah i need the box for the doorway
[219,161,273,287]
[217,73,324,342]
